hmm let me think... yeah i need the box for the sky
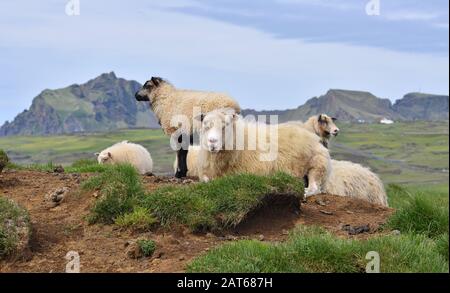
[0,0,448,124]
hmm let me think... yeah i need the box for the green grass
[115,207,158,231]
[83,165,304,232]
[386,185,449,238]
[187,226,448,273]
[139,172,304,232]
[82,164,146,224]
[137,239,156,257]
[0,129,173,174]
[0,149,9,173]
[0,197,30,258]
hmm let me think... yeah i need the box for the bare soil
[0,170,393,272]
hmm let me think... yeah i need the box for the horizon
[0,0,449,123]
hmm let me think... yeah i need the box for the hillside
[243,89,449,123]
[393,92,449,121]
[0,72,159,136]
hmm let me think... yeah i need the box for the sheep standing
[197,109,331,197]
[324,160,388,206]
[96,141,153,175]
[135,77,240,178]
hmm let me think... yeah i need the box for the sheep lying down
[96,141,153,175]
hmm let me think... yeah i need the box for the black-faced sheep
[96,141,153,175]
[196,109,331,197]
[135,77,240,178]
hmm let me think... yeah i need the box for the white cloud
[384,10,440,21]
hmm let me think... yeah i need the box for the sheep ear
[107,152,112,158]
[318,114,324,122]
[331,117,337,122]
[194,113,205,122]
[94,152,100,157]
[151,77,163,87]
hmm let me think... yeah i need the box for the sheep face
[135,76,165,103]
[318,114,339,138]
[97,151,113,164]
[199,109,237,153]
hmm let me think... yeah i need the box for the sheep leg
[304,155,328,198]
[175,149,188,178]
[174,134,194,178]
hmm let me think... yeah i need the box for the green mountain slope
[0,72,158,136]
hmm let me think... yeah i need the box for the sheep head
[198,108,239,153]
[135,76,165,102]
[317,114,339,138]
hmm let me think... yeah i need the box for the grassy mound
[141,172,304,232]
[0,197,31,258]
[0,150,9,173]
[187,226,448,273]
[83,165,304,232]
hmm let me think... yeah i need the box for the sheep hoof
[304,187,320,197]
[175,170,187,178]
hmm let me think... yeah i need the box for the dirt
[0,170,393,273]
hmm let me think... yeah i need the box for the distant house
[380,118,394,124]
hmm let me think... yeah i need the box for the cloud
[384,10,441,21]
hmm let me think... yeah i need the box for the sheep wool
[197,110,331,196]
[324,159,388,207]
[97,141,153,175]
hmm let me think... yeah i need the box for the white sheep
[197,109,331,197]
[135,77,241,178]
[324,160,388,206]
[96,141,153,175]
[293,114,387,206]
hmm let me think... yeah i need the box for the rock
[319,210,333,215]
[44,187,69,207]
[342,224,371,235]
[315,199,327,206]
[178,256,185,261]
[125,241,143,259]
[391,230,401,236]
[258,234,265,241]
[53,166,65,173]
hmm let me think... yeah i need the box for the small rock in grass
[53,166,65,173]
[391,230,401,236]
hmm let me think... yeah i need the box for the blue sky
[0,0,448,124]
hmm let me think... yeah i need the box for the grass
[82,164,304,232]
[0,149,9,173]
[0,197,30,258]
[187,183,449,273]
[115,207,158,231]
[82,164,145,224]
[386,184,449,238]
[140,172,304,232]
[187,226,448,273]
[137,239,156,257]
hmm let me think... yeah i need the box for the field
[0,121,448,272]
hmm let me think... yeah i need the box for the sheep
[324,160,388,206]
[196,109,331,197]
[96,141,153,175]
[173,145,200,177]
[291,114,387,206]
[286,114,339,149]
[135,77,241,178]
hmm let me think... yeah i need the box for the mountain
[243,89,398,123]
[0,72,159,136]
[243,89,449,123]
[393,92,449,121]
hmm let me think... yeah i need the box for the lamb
[96,141,153,175]
[196,109,331,196]
[286,114,339,148]
[135,77,241,178]
[324,160,388,206]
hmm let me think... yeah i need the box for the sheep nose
[334,129,340,135]
[208,138,218,144]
